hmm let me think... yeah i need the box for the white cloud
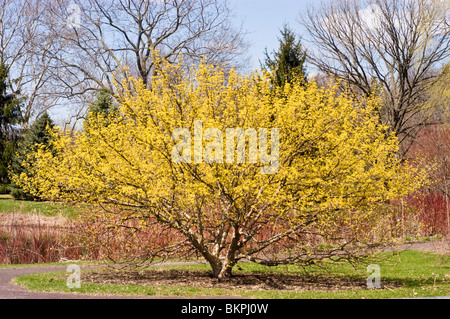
[359,3,382,30]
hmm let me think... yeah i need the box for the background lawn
[0,196,77,219]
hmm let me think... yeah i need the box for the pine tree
[0,61,23,191]
[84,88,118,130]
[10,112,55,199]
[262,24,307,89]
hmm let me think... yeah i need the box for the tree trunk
[185,224,240,279]
[216,225,240,280]
[218,262,234,279]
[207,257,234,280]
[209,260,224,278]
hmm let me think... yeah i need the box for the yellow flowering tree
[14,58,425,279]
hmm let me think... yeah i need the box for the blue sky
[229,0,314,70]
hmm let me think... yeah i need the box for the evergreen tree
[0,61,23,191]
[10,112,55,199]
[262,24,307,89]
[84,88,118,130]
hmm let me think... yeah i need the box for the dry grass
[0,212,80,264]
[0,212,70,228]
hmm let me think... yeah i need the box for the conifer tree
[0,61,23,191]
[262,24,307,88]
[84,89,118,130]
[10,112,55,199]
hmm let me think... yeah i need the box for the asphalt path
[0,265,154,299]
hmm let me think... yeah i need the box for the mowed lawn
[12,250,450,299]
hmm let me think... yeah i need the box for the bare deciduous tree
[42,0,247,126]
[302,0,450,154]
[0,0,59,127]
[424,62,450,124]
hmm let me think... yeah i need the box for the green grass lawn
[0,197,77,219]
[12,250,450,299]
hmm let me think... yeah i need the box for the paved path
[0,265,157,299]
